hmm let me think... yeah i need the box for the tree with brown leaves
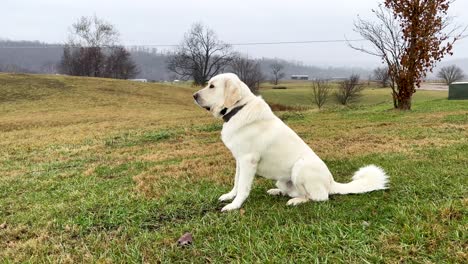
[353,1,465,110]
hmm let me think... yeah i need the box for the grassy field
[260,80,448,108]
[1,73,467,263]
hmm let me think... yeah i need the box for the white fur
[193,73,389,212]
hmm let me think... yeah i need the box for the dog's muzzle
[193,93,211,111]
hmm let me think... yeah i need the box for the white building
[291,75,309,80]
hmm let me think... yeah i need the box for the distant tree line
[58,16,138,79]
[1,39,380,82]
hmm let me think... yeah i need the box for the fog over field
[1,0,467,68]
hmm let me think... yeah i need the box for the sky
[2,0,468,67]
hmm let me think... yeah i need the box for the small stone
[0,222,7,229]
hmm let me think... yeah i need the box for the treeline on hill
[59,46,138,79]
[0,39,374,81]
[57,16,138,79]
[0,40,62,74]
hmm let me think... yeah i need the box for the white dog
[193,73,388,212]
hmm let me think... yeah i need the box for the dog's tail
[330,165,389,195]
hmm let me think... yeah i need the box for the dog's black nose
[193,93,199,100]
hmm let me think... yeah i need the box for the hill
[0,40,373,81]
[0,73,204,134]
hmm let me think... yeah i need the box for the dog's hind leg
[287,158,330,206]
[268,180,302,198]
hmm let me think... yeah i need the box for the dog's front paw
[218,192,236,202]
[286,197,309,206]
[267,188,283,196]
[221,203,241,212]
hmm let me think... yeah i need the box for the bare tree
[59,16,138,79]
[167,23,234,85]
[437,65,465,85]
[350,6,404,108]
[65,15,118,77]
[373,67,391,87]
[335,74,364,105]
[352,2,465,110]
[270,60,285,85]
[311,79,331,109]
[67,15,119,48]
[104,47,139,79]
[230,55,264,94]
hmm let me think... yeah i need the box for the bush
[311,79,331,109]
[335,74,364,105]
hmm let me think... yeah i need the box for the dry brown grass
[1,73,466,262]
[3,73,464,192]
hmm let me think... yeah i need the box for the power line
[1,35,465,49]
[0,38,367,49]
[231,39,367,46]
[130,38,368,47]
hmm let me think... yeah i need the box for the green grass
[259,81,448,108]
[0,73,467,263]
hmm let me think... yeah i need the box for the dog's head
[193,73,251,118]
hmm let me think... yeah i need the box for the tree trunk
[394,75,413,110]
[392,92,398,108]
[397,96,412,110]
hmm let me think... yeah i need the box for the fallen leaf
[362,221,370,228]
[177,232,193,246]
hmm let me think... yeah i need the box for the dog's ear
[224,78,241,108]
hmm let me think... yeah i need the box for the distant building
[330,77,347,81]
[129,79,148,83]
[291,75,309,80]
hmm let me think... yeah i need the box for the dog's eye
[209,84,215,88]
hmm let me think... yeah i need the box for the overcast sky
[2,0,467,67]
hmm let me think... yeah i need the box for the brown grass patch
[305,132,460,159]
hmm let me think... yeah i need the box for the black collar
[221,104,246,123]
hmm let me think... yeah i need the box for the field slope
[0,73,467,263]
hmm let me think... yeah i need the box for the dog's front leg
[218,159,240,201]
[221,154,259,212]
